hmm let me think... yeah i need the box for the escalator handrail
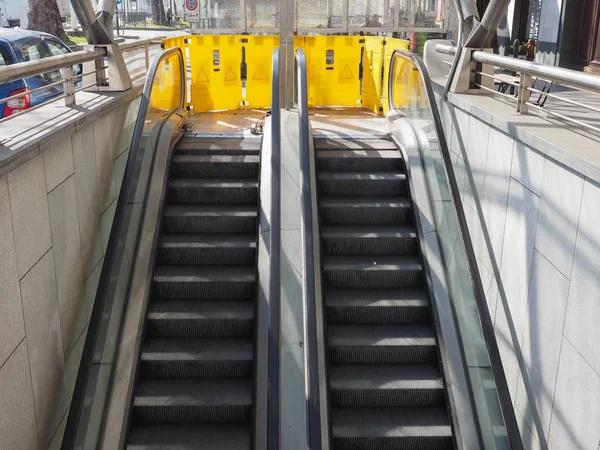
[388,48,523,450]
[266,47,281,449]
[61,46,185,450]
[294,48,322,450]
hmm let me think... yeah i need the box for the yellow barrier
[161,35,410,114]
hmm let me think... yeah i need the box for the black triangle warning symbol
[339,64,353,80]
[225,66,236,81]
[197,67,209,82]
[252,66,267,81]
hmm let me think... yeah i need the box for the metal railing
[437,43,600,134]
[61,46,184,450]
[294,47,323,450]
[266,47,281,450]
[0,38,162,124]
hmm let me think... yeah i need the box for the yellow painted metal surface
[149,51,184,111]
[160,35,410,114]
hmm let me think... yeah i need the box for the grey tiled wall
[438,95,600,450]
[0,96,141,450]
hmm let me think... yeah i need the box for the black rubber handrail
[266,47,281,450]
[388,49,523,450]
[61,47,185,450]
[295,48,322,450]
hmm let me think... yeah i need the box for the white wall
[0,96,140,450]
[436,92,600,450]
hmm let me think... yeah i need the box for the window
[45,40,70,56]
[19,39,50,61]
[17,39,62,83]
[0,44,13,67]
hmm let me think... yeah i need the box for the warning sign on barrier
[224,66,237,81]
[185,0,199,22]
[197,67,209,82]
[252,66,267,80]
[339,65,353,80]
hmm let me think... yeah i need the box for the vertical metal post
[241,0,247,33]
[279,0,294,108]
[60,66,76,106]
[342,0,349,33]
[517,72,532,113]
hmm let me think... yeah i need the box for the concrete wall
[435,89,600,449]
[0,93,141,450]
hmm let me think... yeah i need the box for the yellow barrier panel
[296,36,363,108]
[162,35,278,112]
[149,50,184,111]
[159,35,410,114]
[361,37,384,114]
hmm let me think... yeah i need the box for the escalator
[127,137,261,449]
[315,137,452,449]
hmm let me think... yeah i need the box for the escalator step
[140,338,253,379]
[167,179,258,205]
[328,325,437,364]
[170,155,259,178]
[153,266,255,299]
[127,424,251,450]
[132,379,252,424]
[177,136,261,154]
[318,172,407,197]
[317,150,404,172]
[162,205,257,235]
[158,235,256,265]
[325,289,429,324]
[323,255,423,288]
[146,300,254,338]
[315,137,396,151]
[322,225,418,256]
[329,364,445,408]
[331,407,453,450]
[320,197,412,225]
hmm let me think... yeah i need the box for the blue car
[0,28,81,118]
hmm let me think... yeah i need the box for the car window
[19,39,50,61]
[0,43,13,67]
[45,39,70,56]
[18,38,61,83]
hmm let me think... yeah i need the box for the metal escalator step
[177,136,261,154]
[329,364,445,407]
[167,179,258,205]
[318,172,407,197]
[162,205,257,234]
[320,197,412,225]
[316,150,404,172]
[328,325,437,364]
[323,255,423,288]
[331,407,453,450]
[153,266,255,299]
[170,155,260,178]
[315,137,396,150]
[326,289,429,324]
[132,379,252,424]
[127,424,251,450]
[322,225,418,256]
[158,235,256,265]
[140,338,253,379]
[146,300,254,338]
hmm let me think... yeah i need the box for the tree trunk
[151,0,167,25]
[27,0,67,40]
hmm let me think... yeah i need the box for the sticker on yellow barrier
[224,66,236,81]
[252,66,268,80]
[197,67,209,82]
[339,65,353,80]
